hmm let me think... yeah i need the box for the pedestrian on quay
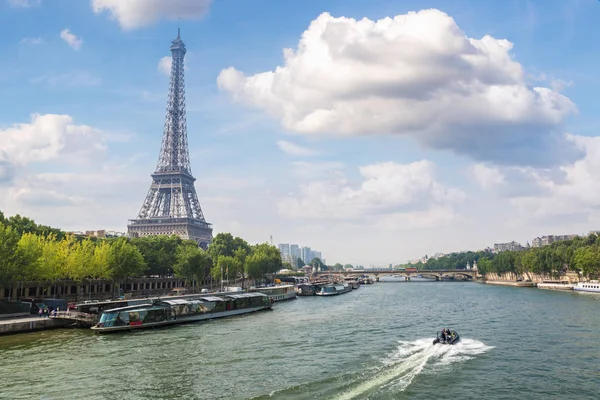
[38,308,42,318]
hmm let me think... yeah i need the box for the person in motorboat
[434,328,459,345]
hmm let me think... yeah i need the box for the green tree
[245,243,283,282]
[106,238,147,297]
[92,241,112,280]
[7,214,38,236]
[130,235,182,276]
[210,255,242,288]
[173,243,212,292]
[68,238,97,300]
[574,246,600,277]
[332,263,344,271]
[207,233,237,260]
[0,223,20,299]
[13,233,43,298]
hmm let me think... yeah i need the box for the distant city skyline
[277,242,324,267]
[1,1,600,265]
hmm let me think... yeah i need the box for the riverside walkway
[0,315,73,335]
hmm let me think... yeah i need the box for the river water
[1,282,599,400]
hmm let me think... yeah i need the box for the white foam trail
[334,337,493,400]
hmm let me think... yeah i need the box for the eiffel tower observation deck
[127,30,213,249]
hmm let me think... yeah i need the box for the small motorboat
[433,329,460,345]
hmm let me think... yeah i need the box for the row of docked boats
[79,285,298,334]
[73,277,371,334]
[92,292,272,333]
[295,276,367,296]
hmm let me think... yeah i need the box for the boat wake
[252,337,493,400]
[333,337,494,400]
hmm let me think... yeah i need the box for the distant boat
[433,329,460,345]
[574,281,600,294]
[343,277,361,289]
[315,283,352,296]
[411,274,436,282]
[249,284,297,302]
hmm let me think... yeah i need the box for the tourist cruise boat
[90,293,272,333]
[574,281,600,293]
[249,285,297,302]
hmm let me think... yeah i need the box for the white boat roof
[227,293,266,299]
[162,299,192,305]
[252,285,294,290]
[102,303,154,313]
[199,296,225,302]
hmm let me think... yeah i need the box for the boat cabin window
[99,311,119,327]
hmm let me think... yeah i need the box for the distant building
[282,254,299,269]
[69,230,125,238]
[277,243,324,265]
[277,243,290,256]
[493,241,524,252]
[301,246,312,263]
[531,234,578,248]
[290,244,300,258]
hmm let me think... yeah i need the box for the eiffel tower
[127,29,213,249]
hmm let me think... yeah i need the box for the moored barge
[91,292,271,333]
[249,285,297,302]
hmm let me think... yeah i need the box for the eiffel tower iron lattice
[127,30,213,249]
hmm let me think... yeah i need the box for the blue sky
[1,0,600,266]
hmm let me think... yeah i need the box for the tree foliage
[173,241,212,287]
[0,211,290,296]
[245,243,282,280]
[409,234,600,278]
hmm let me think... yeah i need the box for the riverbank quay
[485,280,537,287]
[537,282,574,291]
[0,315,73,336]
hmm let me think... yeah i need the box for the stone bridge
[313,269,478,281]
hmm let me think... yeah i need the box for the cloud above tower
[92,0,213,30]
[218,9,579,167]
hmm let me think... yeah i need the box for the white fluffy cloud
[0,114,106,169]
[92,0,212,30]
[218,9,579,167]
[276,140,316,157]
[501,134,600,219]
[158,56,172,76]
[278,160,465,229]
[470,164,506,190]
[0,114,147,229]
[60,29,83,50]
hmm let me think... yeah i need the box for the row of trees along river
[407,233,600,278]
[0,211,315,299]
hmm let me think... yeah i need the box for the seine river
[1,282,599,399]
